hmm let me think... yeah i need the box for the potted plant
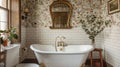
[0,30,8,46]
[7,27,18,43]
[0,27,18,46]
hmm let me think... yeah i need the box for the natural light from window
[0,0,8,30]
[0,0,7,8]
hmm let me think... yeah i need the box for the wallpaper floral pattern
[21,0,102,28]
[101,0,120,26]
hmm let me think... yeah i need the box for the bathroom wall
[21,0,104,59]
[101,0,120,67]
[20,27,26,61]
[20,0,120,66]
[10,0,20,42]
[20,0,27,62]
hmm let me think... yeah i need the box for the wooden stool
[90,48,103,67]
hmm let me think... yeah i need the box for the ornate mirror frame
[50,0,73,29]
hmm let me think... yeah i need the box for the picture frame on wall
[108,0,120,14]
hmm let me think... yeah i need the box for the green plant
[0,27,18,44]
[0,37,4,44]
[80,14,112,44]
[7,27,18,41]
[0,30,8,44]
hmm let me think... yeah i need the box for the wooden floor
[21,59,110,67]
[21,59,39,64]
[21,59,90,67]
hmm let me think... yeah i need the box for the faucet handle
[60,41,64,46]
[57,41,64,47]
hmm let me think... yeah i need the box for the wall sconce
[22,5,39,27]
[24,8,29,19]
[22,8,29,20]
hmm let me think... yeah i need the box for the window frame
[0,0,10,30]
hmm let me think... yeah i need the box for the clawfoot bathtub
[30,44,94,67]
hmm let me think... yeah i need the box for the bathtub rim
[30,44,94,55]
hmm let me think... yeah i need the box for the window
[0,0,10,30]
[0,0,20,42]
[0,0,7,8]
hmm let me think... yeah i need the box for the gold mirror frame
[50,0,73,29]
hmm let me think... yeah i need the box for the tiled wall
[102,0,120,67]
[101,0,120,67]
[20,0,27,62]
[20,26,26,61]
[104,26,120,67]
[21,0,120,66]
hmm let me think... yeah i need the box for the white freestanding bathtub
[30,44,94,67]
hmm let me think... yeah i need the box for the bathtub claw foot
[81,64,85,67]
[40,63,46,67]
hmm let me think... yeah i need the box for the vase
[3,39,8,46]
[3,39,11,47]
[91,38,95,48]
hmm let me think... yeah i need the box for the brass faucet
[55,36,66,51]
[55,36,60,51]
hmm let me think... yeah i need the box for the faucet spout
[55,36,60,51]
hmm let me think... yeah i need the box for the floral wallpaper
[21,0,102,28]
[101,0,120,26]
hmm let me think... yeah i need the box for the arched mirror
[50,0,73,29]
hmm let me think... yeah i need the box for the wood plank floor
[21,59,111,67]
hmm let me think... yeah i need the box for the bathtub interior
[31,44,94,53]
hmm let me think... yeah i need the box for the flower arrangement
[0,27,18,46]
[80,14,112,45]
